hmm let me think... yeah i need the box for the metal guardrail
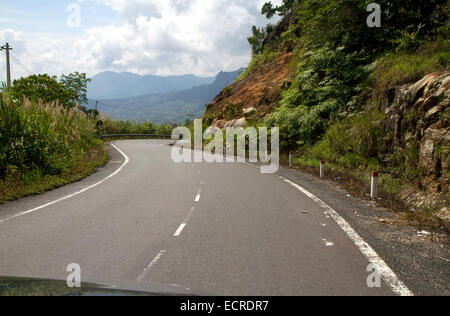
[100,134,174,140]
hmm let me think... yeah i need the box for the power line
[9,57,32,76]
[9,52,35,76]
[1,47,35,79]
[11,55,34,75]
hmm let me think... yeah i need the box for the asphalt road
[0,140,412,296]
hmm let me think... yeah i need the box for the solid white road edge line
[173,223,187,237]
[0,144,130,225]
[281,177,414,297]
[137,250,167,282]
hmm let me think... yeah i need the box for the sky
[0,0,282,81]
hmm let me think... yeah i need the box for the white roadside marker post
[289,152,294,168]
[320,160,325,179]
[371,172,379,199]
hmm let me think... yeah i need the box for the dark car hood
[0,276,207,296]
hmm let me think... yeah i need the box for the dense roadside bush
[0,94,98,181]
[304,110,386,170]
[0,70,102,185]
[266,45,369,149]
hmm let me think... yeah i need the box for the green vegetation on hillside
[236,0,449,218]
[250,0,449,149]
[373,39,450,97]
[241,0,449,147]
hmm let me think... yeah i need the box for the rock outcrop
[385,71,449,224]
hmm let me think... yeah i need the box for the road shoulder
[277,167,450,296]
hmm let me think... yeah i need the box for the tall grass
[305,110,386,172]
[0,94,98,181]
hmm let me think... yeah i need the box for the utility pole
[0,43,12,89]
[95,101,98,112]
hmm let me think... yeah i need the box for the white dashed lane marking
[173,223,187,237]
[195,188,202,202]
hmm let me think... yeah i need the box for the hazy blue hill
[88,71,215,100]
[89,69,243,124]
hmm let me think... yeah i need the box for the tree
[261,2,277,19]
[294,0,449,54]
[277,0,296,15]
[261,0,297,19]
[60,72,91,107]
[248,26,266,55]
[10,74,77,108]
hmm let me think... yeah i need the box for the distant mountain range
[87,69,243,124]
[88,72,216,100]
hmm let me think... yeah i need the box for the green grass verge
[373,40,450,94]
[0,140,109,204]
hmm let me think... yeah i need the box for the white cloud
[0,0,282,80]
[0,29,78,81]
[0,29,30,80]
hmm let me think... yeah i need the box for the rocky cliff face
[205,52,294,128]
[385,71,449,222]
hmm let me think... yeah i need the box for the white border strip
[0,144,130,225]
[281,177,413,296]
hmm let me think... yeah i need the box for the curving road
[0,140,412,296]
